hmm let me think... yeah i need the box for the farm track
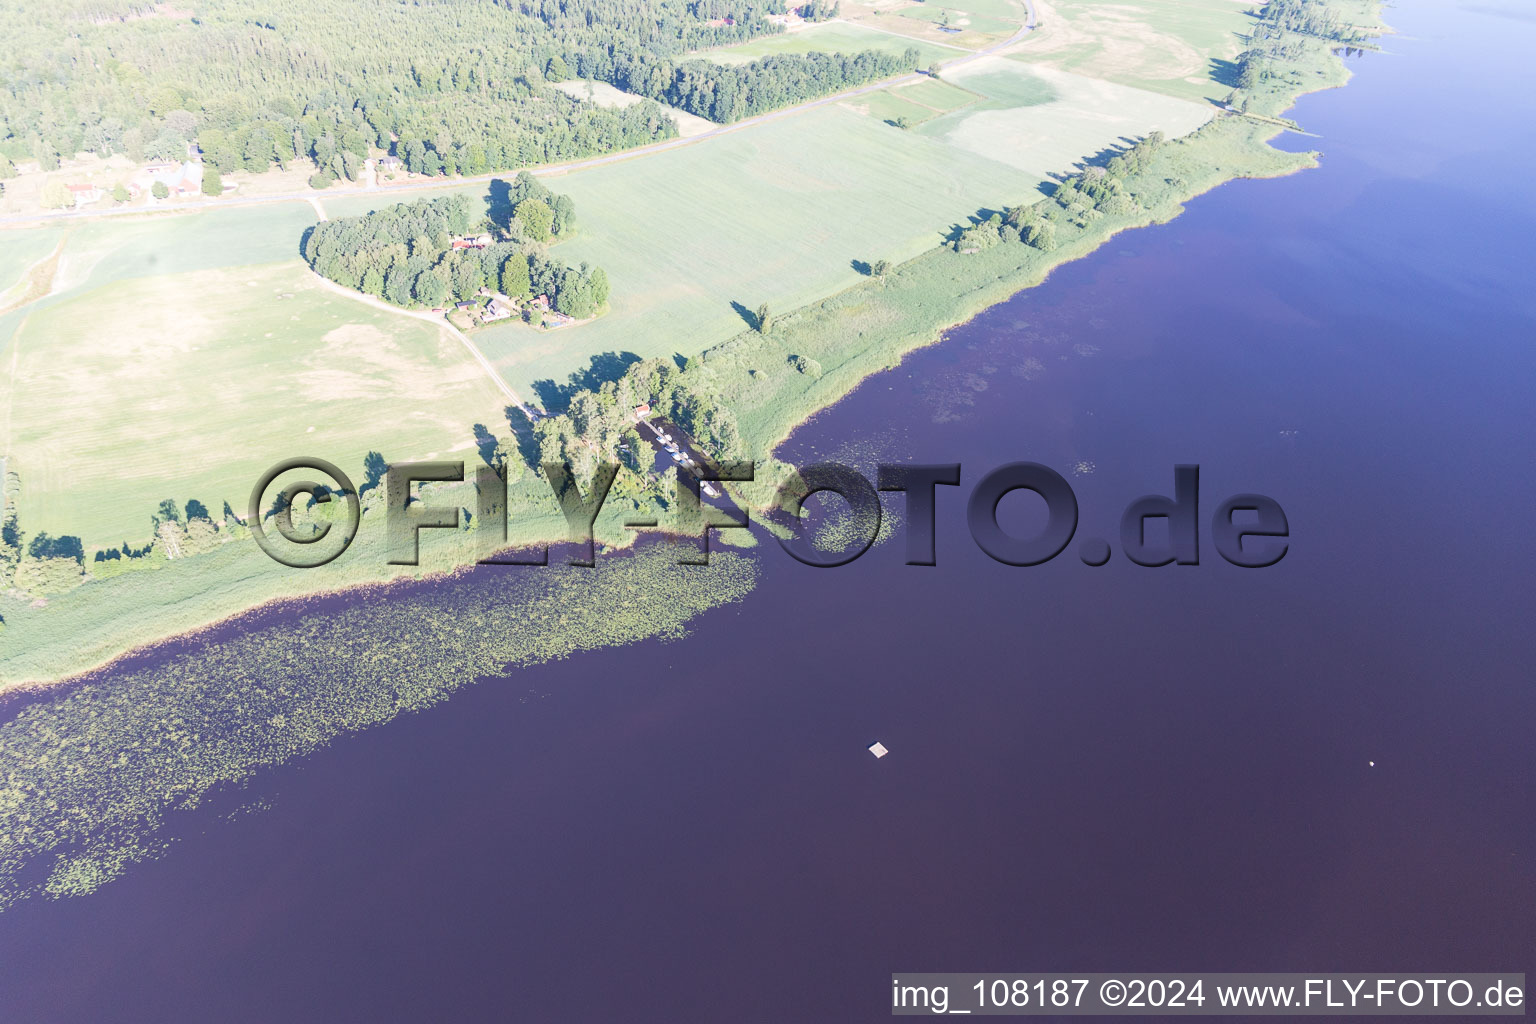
[304,271,537,421]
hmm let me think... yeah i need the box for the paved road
[0,6,1037,229]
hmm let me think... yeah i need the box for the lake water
[3,2,1534,1019]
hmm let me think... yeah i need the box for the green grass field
[1005,0,1256,103]
[895,77,983,111]
[48,204,317,297]
[1,260,509,543]
[848,88,944,125]
[704,21,962,65]
[842,76,981,125]
[472,102,1035,403]
[920,58,1215,178]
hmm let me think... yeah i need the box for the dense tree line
[0,0,792,176]
[599,48,920,123]
[302,186,609,317]
[518,0,788,57]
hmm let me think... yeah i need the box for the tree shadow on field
[1041,172,1076,198]
[485,178,513,228]
[729,300,759,331]
[571,350,642,392]
[360,451,388,496]
[531,378,571,412]
[530,350,644,413]
[472,423,499,467]
[1209,57,1242,90]
[850,259,872,276]
[504,406,542,471]
[298,224,316,261]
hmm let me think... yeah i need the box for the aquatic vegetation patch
[0,546,757,910]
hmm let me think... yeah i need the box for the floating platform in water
[869,741,889,759]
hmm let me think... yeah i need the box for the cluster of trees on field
[799,0,842,22]
[302,185,610,318]
[954,132,1169,253]
[0,472,21,588]
[533,357,742,483]
[505,169,578,242]
[599,48,921,123]
[0,472,92,595]
[0,0,792,180]
[0,473,253,597]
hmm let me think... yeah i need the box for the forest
[0,0,913,183]
[302,176,609,319]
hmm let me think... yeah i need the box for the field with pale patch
[1005,0,1256,103]
[920,58,1215,178]
[1,261,509,543]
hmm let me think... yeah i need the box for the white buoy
[1368,761,1376,767]
[869,741,889,759]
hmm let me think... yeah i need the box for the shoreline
[0,5,1380,695]
[0,144,1313,695]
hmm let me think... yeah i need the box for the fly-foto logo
[249,459,1288,571]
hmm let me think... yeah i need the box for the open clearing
[551,79,718,138]
[472,102,1032,403]
[0,261,508,543]
[921,58,1216,178]
[1005,0,1256,103]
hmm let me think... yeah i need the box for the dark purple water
[3,3,1534,1020]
